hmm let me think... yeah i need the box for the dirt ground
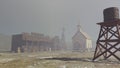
[0,52,120,68]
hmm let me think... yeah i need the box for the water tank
[103,7,119,22]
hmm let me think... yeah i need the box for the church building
[72,24,92,52]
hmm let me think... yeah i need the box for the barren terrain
[0,52,120,68]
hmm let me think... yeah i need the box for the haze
[0,0,120,41]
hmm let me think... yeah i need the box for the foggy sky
[0,0,120,41]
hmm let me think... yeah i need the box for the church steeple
[77,23,82,32]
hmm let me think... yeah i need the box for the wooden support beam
[93,24,120,61]
[99,39,120,42]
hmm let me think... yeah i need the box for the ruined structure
[60,27,67,51]
[93,7,120,61]
[52,36,61,51]
[72,24,92,52]
[11,32,60,53]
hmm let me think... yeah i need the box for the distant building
[0,34,11,51]
[52,36,61,51]
[11,32,60,53]
[72,24,92,52]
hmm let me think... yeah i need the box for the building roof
[72,24,91,40]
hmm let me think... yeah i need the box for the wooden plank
[99,39,120,42]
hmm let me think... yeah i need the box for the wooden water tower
[93,7,120,61]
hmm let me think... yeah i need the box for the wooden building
[72,24,92,52]
[11,32,60,53]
